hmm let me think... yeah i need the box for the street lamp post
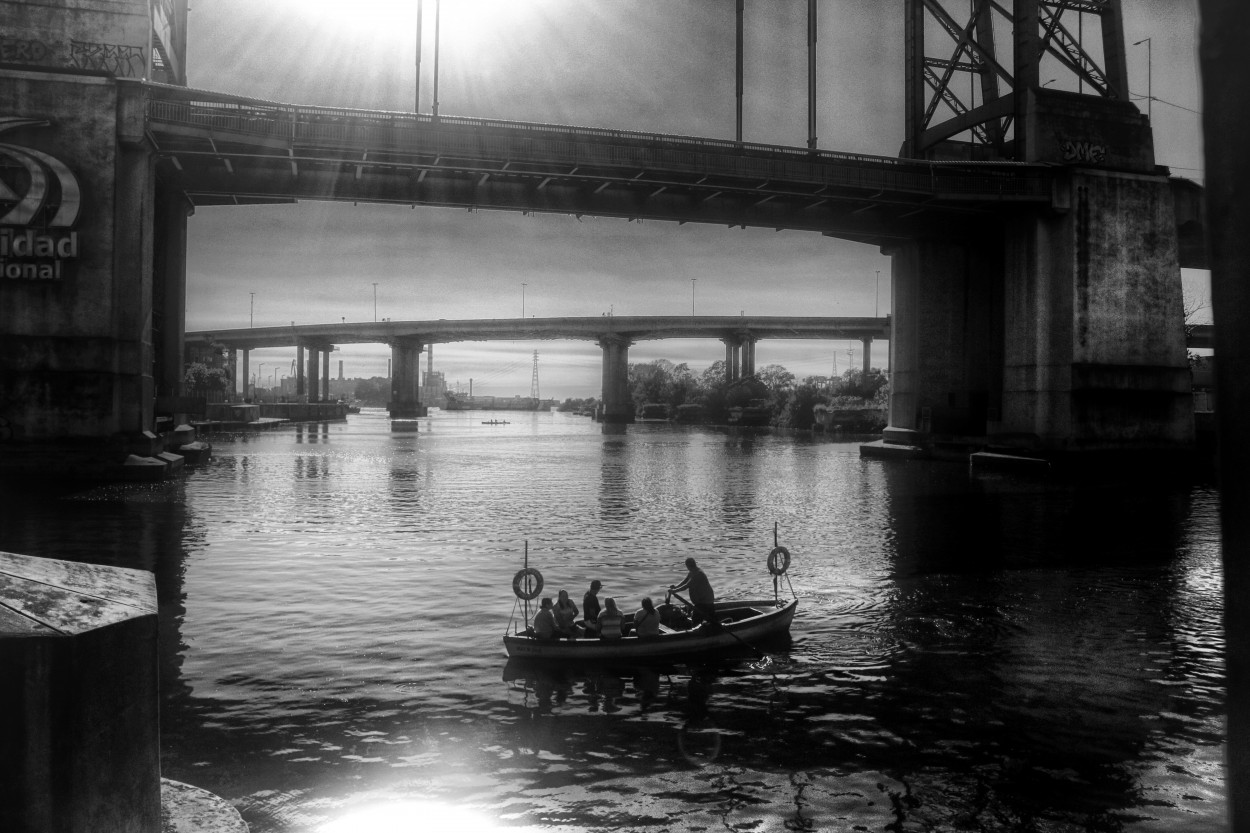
[875,270,880,317]
[1133,37,1152,122]
[372,282,378,322]
[250,292,255,328]
[691,279,697,316]
[522,283,527,318]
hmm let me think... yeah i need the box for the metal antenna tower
[530,350,540,401]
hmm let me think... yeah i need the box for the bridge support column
[389,339,427,419]
[306,347,320,404]
[997,170,1192,459]
[296,345,306,399]
[722,339,740,382]
[240,350,250,400]
[319,349,331,402]
[740,336,757,377]
[598,335,634,424]
[861,338,873,375]
[885,238,1003,442]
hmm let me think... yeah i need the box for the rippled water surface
[0,409,1226,831]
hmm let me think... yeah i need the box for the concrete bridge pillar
[240,349,250,400]
[722,338,740,382]
[321,350,331,402]
[295,345,306,398]
[598,335,635,424]
[740,335,757,377]
[861,338,873,375]
[389,338,426,418]
[998,170,1192,457]
[306,346,320,404]
[885,237,1003,441]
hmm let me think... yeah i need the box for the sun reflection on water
[320,800,500,833]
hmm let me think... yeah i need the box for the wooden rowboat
[503,597,797,663]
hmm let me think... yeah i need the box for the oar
[668,589,768,662]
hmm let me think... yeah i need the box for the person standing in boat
[554,589,579,639]
[633,597,661,638]
[597,597,624,640]
[671,557,717,628]
[582,579,603,635]
[533,597,557,641]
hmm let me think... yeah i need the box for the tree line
[559,359,888,430]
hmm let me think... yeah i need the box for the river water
[0,409,1226,832]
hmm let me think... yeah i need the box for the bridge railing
[144,84,1051,200]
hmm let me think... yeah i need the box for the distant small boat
[482,420,510,425]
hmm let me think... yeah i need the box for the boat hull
[503,598,796,662]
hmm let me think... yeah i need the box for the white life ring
[512,567,544,600]
[767,546,791,576]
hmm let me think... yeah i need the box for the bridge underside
[145,85,1053,249]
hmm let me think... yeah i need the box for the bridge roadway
[143,82,1053,248]
[188,315,891,423]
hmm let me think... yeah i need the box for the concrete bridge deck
[143,82,1053,248]
[187,315,891,350]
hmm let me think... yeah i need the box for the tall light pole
[432,0,441,119]
[249,292,255,328]
[372,282,378,322]
[1134,37,1152,122]
[522,282,527,318]
[691,278,697,316]
[415,0,423,113]
[875,270,880,317]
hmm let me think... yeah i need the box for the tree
[354,377,390,407]
[183,361,227,392]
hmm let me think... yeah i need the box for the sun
[279,0,549,35]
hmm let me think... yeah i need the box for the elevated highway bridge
[188,315,891,422]
[145,83,1054,248]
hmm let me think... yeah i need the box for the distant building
[422,371,447,408]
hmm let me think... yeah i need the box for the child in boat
[633,597,661,638]
[533,597,557,640]
[554,589,579,639]
[597,597,624,640]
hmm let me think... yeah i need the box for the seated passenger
[597,597,624,640]
[553,589,579,639]
[633,597,661,638]
[532,597,557,641]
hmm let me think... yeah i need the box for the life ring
[767,546,791,576]
[512,567,544,601]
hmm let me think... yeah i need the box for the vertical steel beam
[1014,0,1041,158]
[903,0,925,157]
[1098,0,1130,100]
[735,0,744,143]
[807,0,817,148]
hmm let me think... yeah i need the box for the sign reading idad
[0,118,82,281]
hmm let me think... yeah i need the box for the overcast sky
[182,0,1206,401]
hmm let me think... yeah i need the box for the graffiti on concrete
[0,37,52,64]
[1060,140,1108,165]
[69,40,145,78]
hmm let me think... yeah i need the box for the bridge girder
[142,84,1053,249]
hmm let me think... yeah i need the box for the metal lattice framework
[904,0,1129,160]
